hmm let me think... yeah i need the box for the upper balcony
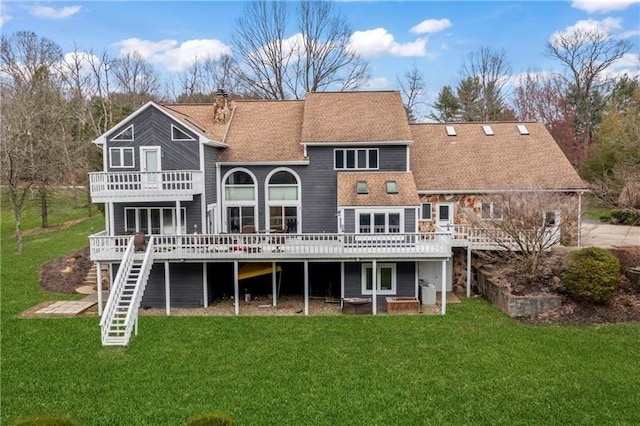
[89,170,203,203]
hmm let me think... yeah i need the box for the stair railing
[122,237,155,343]
[100,236,135,343]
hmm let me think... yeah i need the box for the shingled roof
[159,104,227,142]
[219,100,306,163]
[410,122,586,192]
[338,172,420,207]
[301,91,412,144]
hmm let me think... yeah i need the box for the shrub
[609,210,640,225]
[14,417,78,426]
[564,247,621,304]
[184,413,234,426]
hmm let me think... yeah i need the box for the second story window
[334,148,378,170]
[481,202,503,220]
[109,147,134,168]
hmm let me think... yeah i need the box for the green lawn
[2,197,640,425]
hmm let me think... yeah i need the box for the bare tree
[233,0,369,99]
[464,192,579,275]
[111,51,160,105]
[460,46,511,121]
[546,24,631,151]
[397,63,426,122]
[171,54,242,102]
[1,31,69,250]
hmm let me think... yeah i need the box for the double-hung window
[334,148,378,170]
[362,263,396,295]
[109,147,134,168]
[357,211,402,233]
[480,202,503,220]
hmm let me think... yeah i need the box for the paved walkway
[581,220,640,248]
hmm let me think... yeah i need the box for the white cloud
[571,1,639,14]
[620,29,640,39]
[0,15,11,26]
[113,38,232,72]
[550,17,622,45]
[361,77,391,90]
[29,5,81,19]
[410,18,452,34]
[502,70,557,88]
[349,28,426,58]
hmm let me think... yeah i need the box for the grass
[2,194,640,425]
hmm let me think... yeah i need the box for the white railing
[100,235,135,342]
[122,237,155,344]
[89,170,203,200]
[90,232,452,261]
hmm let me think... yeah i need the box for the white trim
[334,148,379,170]
[112,124,134,142]
[92,102,227,147]
[341,204,420,209]
[303,140,413,146]
[356,209,404,234]
[221,167,259,233]
[217,161,310,166]
[361,262,396,296]
[406,147,410,172]
[108,147,135,169]
[171,124,195,141]
[436,203,454,227]
[265,167,302,233]
[140,146,162,172]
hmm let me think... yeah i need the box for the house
[89,90,587,345]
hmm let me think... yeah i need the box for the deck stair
[100,236,155,346]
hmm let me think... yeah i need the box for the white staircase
[100,236,154,346]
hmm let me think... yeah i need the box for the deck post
[340,262,345,307]
[372,259,377,315]
[414,261,419,299]
[96,262,103,317]
[202,263,208,308]
[176,200,182,234]
[578,191,583,247]
[134,317,138,335]
[234,261,239,316]
[165,261,171,316]
[272,262,277,307]
[466,245,471,298]
[441,259,447,315]
[304,261,309,316]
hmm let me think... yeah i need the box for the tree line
[1,0,638,254]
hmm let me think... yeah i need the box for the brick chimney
[213,88,229,122]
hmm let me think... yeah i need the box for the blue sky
[1,0,638,104]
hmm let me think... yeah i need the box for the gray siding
[343,261,416,307]
[107,107,200,172]
[203,145,217,207]
[141,262,204,308]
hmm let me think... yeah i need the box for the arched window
[266,169,301,233]
[223,169,257,233]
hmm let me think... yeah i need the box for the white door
[140,147,161,189]
[436,203,454,230]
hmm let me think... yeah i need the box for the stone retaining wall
[476,269,562,317]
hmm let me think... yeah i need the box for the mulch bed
[40,247,92,294]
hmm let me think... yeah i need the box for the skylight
[445,125,456,136]
[517,124,530,135]
[356,181,368,194]
[385,181,398,194]
[482,125,494,136]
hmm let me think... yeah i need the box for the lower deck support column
[340,262,345,308]
[202,263,208,308]
[272,262,277,307]
[304,261,309,316]
[441,259,447,315]
[164,262,171,316]
[96,262,103,317]
[234,261,239,316]
[414,261,419,299]
[372,259,377,315]
[466,246,471,298]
